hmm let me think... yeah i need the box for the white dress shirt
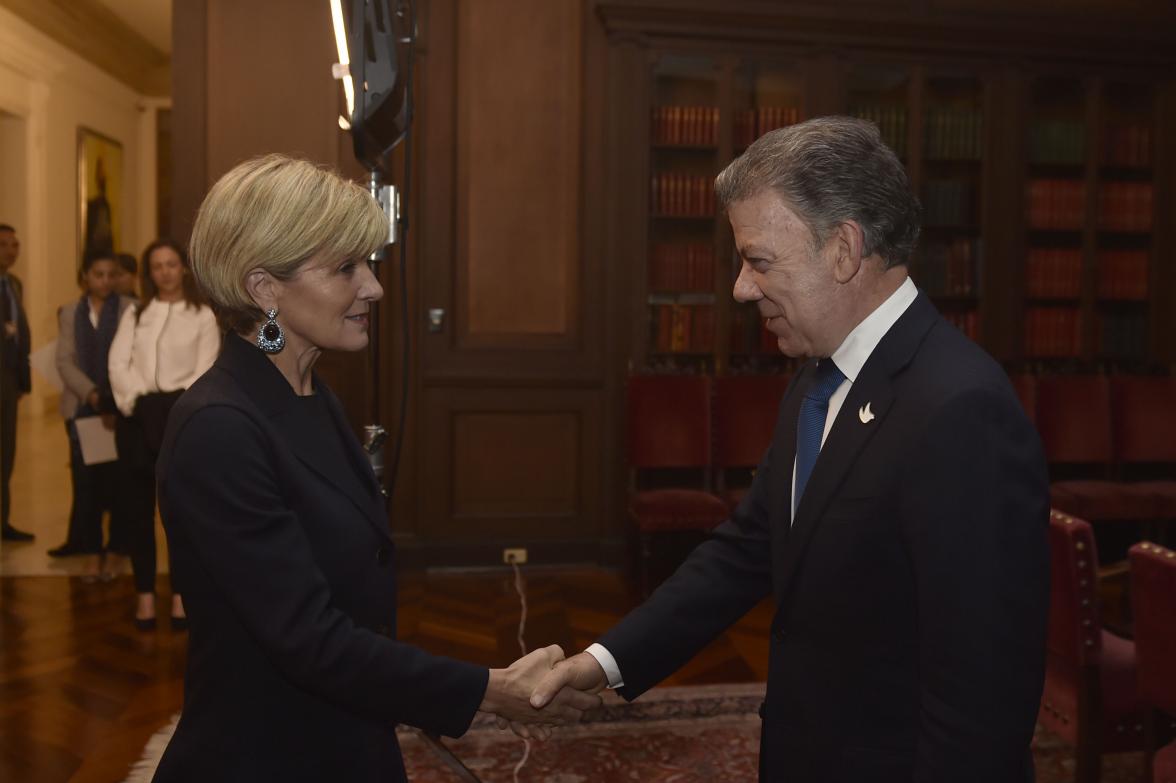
[108,298,221,416]
[587,277,920,689]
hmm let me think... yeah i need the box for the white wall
[0,6,167,412]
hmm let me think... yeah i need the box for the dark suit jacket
[1,273,31,393]
[600,293,1050,783]
[153,333,488,783]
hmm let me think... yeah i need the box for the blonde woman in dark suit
[152,155,596,782]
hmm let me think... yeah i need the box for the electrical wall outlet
[503,548,528,565]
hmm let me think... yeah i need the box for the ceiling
[92,0,172,55]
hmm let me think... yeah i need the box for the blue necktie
[794,359,846,514]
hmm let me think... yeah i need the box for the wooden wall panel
[453,412,579,518]
[454,0,581,345]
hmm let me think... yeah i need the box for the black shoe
[170,615,189,632]
[1,525,34,542]
[48,543,84,557]
[134,616,157,631]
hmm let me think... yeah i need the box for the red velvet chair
[627,375,728,594]
[1129,541,1176,783]
[713,374,791,511]
[1114,377,1176,524]
[1009,373,1037,427]
[1040,511,1148,783]
[1037,375,1155,522]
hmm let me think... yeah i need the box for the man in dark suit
[0,223,33,542]
[531,117,1050,781]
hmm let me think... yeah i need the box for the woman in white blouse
[109,238,220,630]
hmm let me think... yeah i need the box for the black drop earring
[257,308,285,354]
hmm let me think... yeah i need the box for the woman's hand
[478,645,602,739]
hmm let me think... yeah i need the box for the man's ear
[831,220,865,284]
[244,268,277,312]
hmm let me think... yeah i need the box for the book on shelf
[920,237,981,297]
[848,104,907,156]
[652,106,719,147]
[651,172,717,217]
[1025,248,1083,299]
[649,241,715,293]
[1029,120,1085,166]
[1097,250,1150,300]
[1026,179,1086,230]
[1097,182,1153,232]
[923,179,975,227]
[1102,122,1152,168]
[942,310,980,342]
[733,106,801,148]
[650,303,715,354]
[924,106,983,160]
[1098,311,1148,360]
[1024,306,1083,357]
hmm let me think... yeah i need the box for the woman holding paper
[108,239,220,630]
[50,250,136,578]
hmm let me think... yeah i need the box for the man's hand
[529,652,608,709]
[479,645,602,740]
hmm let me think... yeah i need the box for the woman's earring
[257,308,285,354]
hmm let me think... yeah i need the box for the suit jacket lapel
[216,334,392,544]
[775,293,940,603]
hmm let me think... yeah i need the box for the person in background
[49,251,136,578]
[0,223,33,543]
[109,239,220,630]
[115,252,138,297]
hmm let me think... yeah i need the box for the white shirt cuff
[585,643,624,689]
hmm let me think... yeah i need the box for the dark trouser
[62,417,124,554]
[116,391,183,595]
[1,371,17,528]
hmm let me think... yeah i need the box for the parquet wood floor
[0,568,772,782]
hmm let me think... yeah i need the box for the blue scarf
[74,295,120,406]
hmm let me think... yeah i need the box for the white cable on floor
[510,560,531,783]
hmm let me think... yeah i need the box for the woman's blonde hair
[189,154,388,333]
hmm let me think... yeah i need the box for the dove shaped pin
[858,402,875,424]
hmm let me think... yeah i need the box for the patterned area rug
[128,683,1146,782]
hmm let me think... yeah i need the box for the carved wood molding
[593,0,1176,68]
[0,0,170,95]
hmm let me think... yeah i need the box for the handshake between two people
[477,646,610,741]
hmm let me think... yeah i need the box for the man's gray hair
[715,116,921,269]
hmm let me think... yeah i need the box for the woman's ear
[244,268,277,312]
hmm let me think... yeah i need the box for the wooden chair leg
[1076,669,1103,783]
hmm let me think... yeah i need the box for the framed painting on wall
[77,127,122,267]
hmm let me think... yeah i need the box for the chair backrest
[713,374,792,468]
[1046,510,1103,667]
[626,375,712,469]
[1036,375,1113,463]
[1129,541,1176,716]
[1008,373,1037,426]
[1113,376,1176,463]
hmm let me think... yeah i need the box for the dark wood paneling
[170,0,208,246]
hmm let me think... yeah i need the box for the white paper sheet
[74,416,118,465]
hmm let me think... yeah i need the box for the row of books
[1025,248,1150,300]
[1097,251,1150,300]
[1099,311,1148,360]
[651,173,717,218]
[650,304,716,354]
[1102,123,1152,169]
[1025,249,1083,299]
[730,307,778,355]
[1097,182,1153,232]
[924,107,984,160]
[923,179,976,227]
[648,241,715,293]
[733,107,802,148]
[1029,121,1085,166]
[1024,307,1083,357]
[918,238,981,297]
[652,106,720,147]
[1026,179,1085,230]
[849,104,908,157]
[942,310,980,342]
